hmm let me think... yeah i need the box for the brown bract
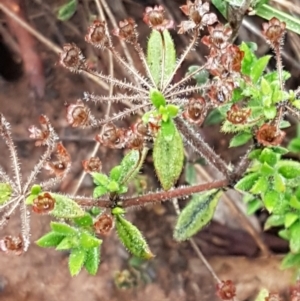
[59,43,85,72]
[221,45,244,73]
[262,17,286,46]
[0,235,24,255]
[201,23,232,50]
[183,97,207,125]
[208,80,235,103]
[66,99,91,128]
[227,104,251,124]
[82,157,102,173]
[178,0,217,34]
[96,123,125,149]
[28,115,51,146]
[44,142,71,177]
[93,214,114,236]
[112,18,138,43]
[32,192,55,214]
[256,123,285,147]
[216,280,236,300]
[85,20,110,48]
[143,6,174,31]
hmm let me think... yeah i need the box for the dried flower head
[143,6,174,31]
[32,192,55,214]
[125,130,144,150]
[178,0,217,34]
[265,293,282,301]
[227,104,251,124]
[94,213,114,236]
[59,43,85,72]
[112,18,138,43]
[221,45,245,73]
[95,123,125,149]
[216,280,236,300]
[66,99,92,128]
[28,115,54,146]
[82,157,102,173]
[132,120,150,138]
[202,24,232,50]
[183,97,207,124]
[208,80,235,103]
[0,235,24,255]
[262,17,286,46]
[85,20,111,48]
[256,123,285,146]
[44,143,71,177]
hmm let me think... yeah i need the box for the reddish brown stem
[121,179,228,208]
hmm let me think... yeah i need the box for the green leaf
[0,183,12,205]
[288,138,300,153]
[73,214,94,227]
[51,222,77,236]
[107,180,120,192]
[25,194,37,205]
[254,289,270,301]
[79,232,102,248]
[186,66,209,85]
[50,193,85,218]
[239,42,257,75]
[285,212,298,228]
[30,184,42,195]
[115,215,154,259]
[258,148,278,166]
[57,0,78,21]
[271,146,289,155]
[256,4,300,35]
[273,173,285,192]
[229,132,252,147]
[290,195,300,210]
[185,162,197,185]
[68,249,86,276]
[204,108,224,125]
[147,30,163,85]
[153,125,184,190]
[36,232,65,248]
[264,214,284,230]
[264,70,291,83]
[161,119,176,141]
[93,186,108,198]
[56,237,76,250]
[235,172,260,192]
[250,55,271,83]
[91,173,110,186]
[166,104,179,118]
[149,89,166,109]
[278,160,300,179]
[84,247,100,275]
[279,229,290,240]
[111,207,126,216]
[110,166,122,182]
[263,106,277,119]
[248,149,262,159]
[290,221,300,253]
[281,253,300,269]
[250,176,269,194]
[212,0,227,17]
[260,162,274,176]
[174,190,222,241]
[246,199,263,215]
[263,190,280,212]
[261,77,272,95]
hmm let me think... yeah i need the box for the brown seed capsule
[183,97,207,125]
[93,213,114,236]
[66,99,91,128]
[85,20,110,48]
[256,123,285,147]
[82,157,102,173]
[125,131,144,150]
[0,235,24,255]
[227,104,251,124]
[32,192,56,214]
[112,18,137,43]
[143,6,173,31]
[59,43,84,72]
[262,17,286,46]
[216,280,236,301]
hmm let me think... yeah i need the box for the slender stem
[162,30,198,93]
[134,42,157,88]
[165,64,207,96]
[233,145,254,183]
[286,103,300,120]
[160,31,166,91]
[166,85,207,98]
[74,197,111,208]
[175,118,230,179]
[84,93,147,104]
[121,179,228,208]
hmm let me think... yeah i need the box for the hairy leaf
[57,0,78,21]
[250,55,271,83]
[264,214,284,230]
[51,222,78,236]
[281,253,300,269]
[0,183,12,205]
[84,247,100,275]
[153,124,184,190]
[36,232,64,248]
[235,172,260,192]
[79,232,102,248]
[174,189,222,241]
[115,215,154,259]
[229,132,252,147]
[149,89,166,109]
[68,248,86,276]
[290,221,300,253]
[278,160,300,179]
